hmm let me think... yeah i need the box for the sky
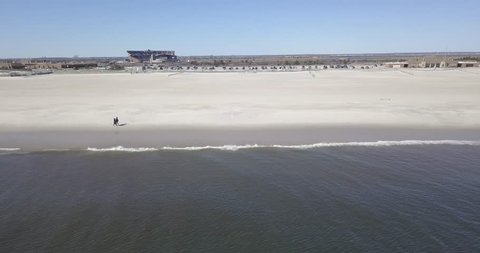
[1,0,479,58]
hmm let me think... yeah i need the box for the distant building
[456,61,479,68]
[384,62,409,68]
[1,60,97,70]
[127,50,177,63]
[61,62,98,69]
[383,57,479,69]
[24,62,62,70]
[0,62,12,70]
[408,57,459,68]
[0,62,28,70]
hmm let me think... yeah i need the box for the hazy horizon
[2,51,480,60]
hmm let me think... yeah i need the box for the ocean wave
[0,148,21,151]
[162,144,261,151]
[86,146,158,152]
[271,140,480,149]
[84,140,480,152]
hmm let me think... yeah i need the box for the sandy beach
[1,69,480,149]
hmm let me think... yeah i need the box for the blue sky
[1,0,479,57]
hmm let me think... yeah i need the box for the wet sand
[0,126,479,151]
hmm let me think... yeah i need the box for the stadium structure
[127,50,177,63]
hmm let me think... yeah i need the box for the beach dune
[1,69,480,149]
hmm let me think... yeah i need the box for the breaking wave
[86,147,158,152]
[84,140,480,152]
[0,148,21,151]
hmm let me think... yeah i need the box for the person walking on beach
[113,117,116,126]
[115,117,119,126]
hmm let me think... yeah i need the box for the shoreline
[2,125,479,151]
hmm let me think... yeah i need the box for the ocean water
[1,143,480,252]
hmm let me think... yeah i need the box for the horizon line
[2,51,480,60]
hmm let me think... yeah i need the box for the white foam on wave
[271,140,480,149]
[86,146,158,152]
[162,144,261,151]
[85,140,480,152]
[0,148,21,151]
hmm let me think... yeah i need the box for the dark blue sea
[1,143,480,252]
